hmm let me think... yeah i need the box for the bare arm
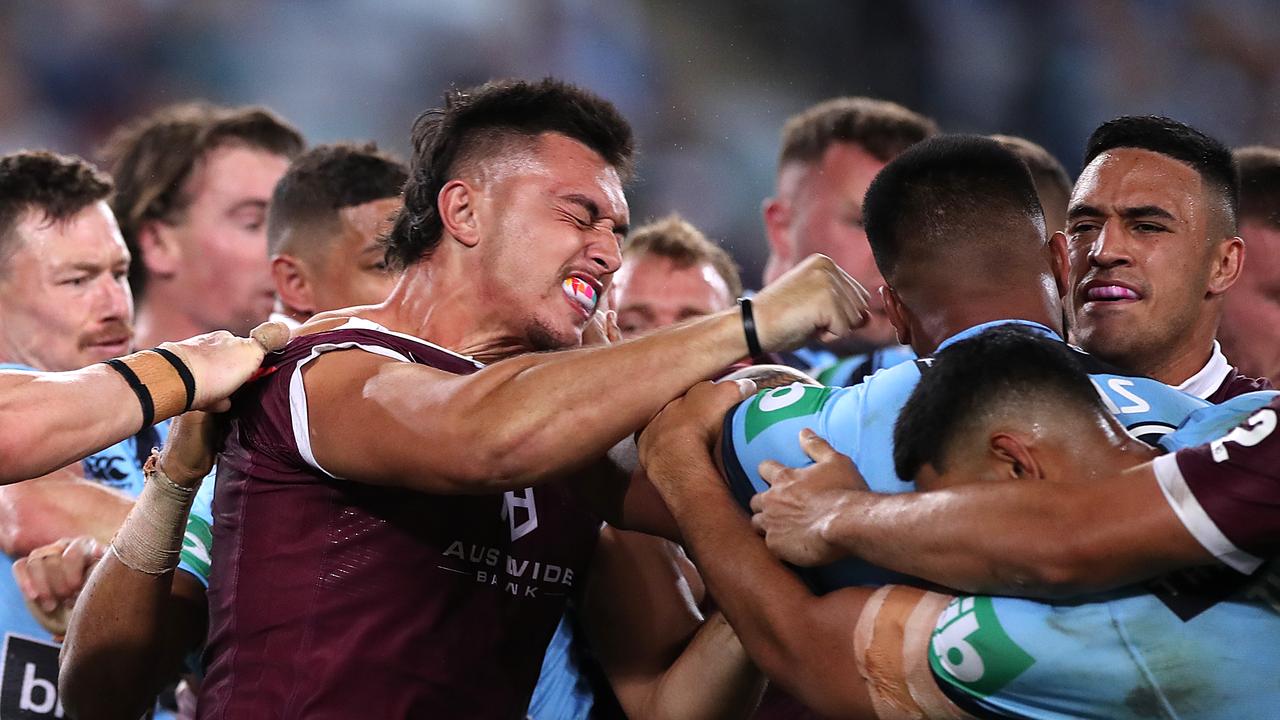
[310,255,868,493]
[0,323,287,484]
[0,467,132,556]
[583,528,765,720]
[754,436,1209,598]
[60,411,219,720]
[636,382,878,718]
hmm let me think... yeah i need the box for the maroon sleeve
[1165,396,1280,566]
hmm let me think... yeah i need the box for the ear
[437,179,481,249]
[762,197,792,264]
[990,433,1045,480]
[881,285,912,347]
[1206,235,1245,296]
[1048,230,1071,301]
[271,254,313,317]
[137,220,181,278]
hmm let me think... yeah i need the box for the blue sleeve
[719,383,848,513]
[1160,390,1280,452]
[177,468,216,588]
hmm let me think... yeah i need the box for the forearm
[670,480,831,701]
[0,366,142,483]
[825,467,1209,597]
[426,311,746,488]
[59,556,191,720]
[0,475,132,555]
[640,612,764,720]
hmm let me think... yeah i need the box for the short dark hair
[1234,145,1280,228]
[100,102,305,298]
[991,134,1072,230]
[1084,116,1237,233]
[623,214,742,300]
[779,97,937,168]
[267,142,408,257]
[893,325,1105,481]
[863,135,1044,283]
[385,78,635,271]
[0,150,114,269]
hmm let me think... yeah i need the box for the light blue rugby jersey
[0,362,169,713]
[930,390,1280,720]
[720,320,1211,591]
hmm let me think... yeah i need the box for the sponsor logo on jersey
[929,596,1035,697]
[501,488,539,541]
[1,633,64,718]
[743,383,835,441]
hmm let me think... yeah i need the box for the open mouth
[562,275,599,317]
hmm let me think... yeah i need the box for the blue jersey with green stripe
[931,390,1280,720]
[720,320,1211,592]
[178,470,216,587]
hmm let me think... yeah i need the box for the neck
[274,300,309,325]
[362,253,533,365]
[1128,313,1220,387]
[907,273,1063,354]
[134,295,208,348]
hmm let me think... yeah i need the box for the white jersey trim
[1177,341,1231,400]
[289,341,413,479]
[331,316,483,368]
[1152,453,1263,574]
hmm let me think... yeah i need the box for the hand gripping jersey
[0,363,168,718]
[196,318,601,720]
[720,320,1210,592]
[929,390,1280,720]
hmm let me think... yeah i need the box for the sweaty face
[779,143,895,347]
[169,144,290,334]
[1219,220,1280,382]
[477,133,627,350]
[0,202,133,371]
[307,197,401,313]
[613,253,733,336]
[1066,149,1220,377]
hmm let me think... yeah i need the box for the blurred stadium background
[2,0,1277,285]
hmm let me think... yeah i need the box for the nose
[96,273,133,322]
[1087,222,1132,269]
[589,233,623,275]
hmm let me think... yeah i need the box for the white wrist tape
[110,451,199,575]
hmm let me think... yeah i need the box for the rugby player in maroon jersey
[61,79,868,720]
[1064,116,1270,402]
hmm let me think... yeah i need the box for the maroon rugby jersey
[1206,367,1274,403]
[198,318,601,719]
[1153,394,1280,575]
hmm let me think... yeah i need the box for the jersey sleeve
[177,468,217,587]
[1154,393,1280,573]
[719,382,846,513]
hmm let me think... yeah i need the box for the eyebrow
[562,193,629,237]
[226,199,269,215]
[1066,203,1177,222]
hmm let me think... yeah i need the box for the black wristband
[737,297,764,359]
[151,347,196,412]
[104,358,155,433]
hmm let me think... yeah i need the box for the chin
[526,321,579,352]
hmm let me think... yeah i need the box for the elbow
[0,493,52,557]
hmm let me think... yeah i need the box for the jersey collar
[1177,341,1232,400]
[936,319,1061,352]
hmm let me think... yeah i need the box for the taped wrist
[110,450,199,575]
